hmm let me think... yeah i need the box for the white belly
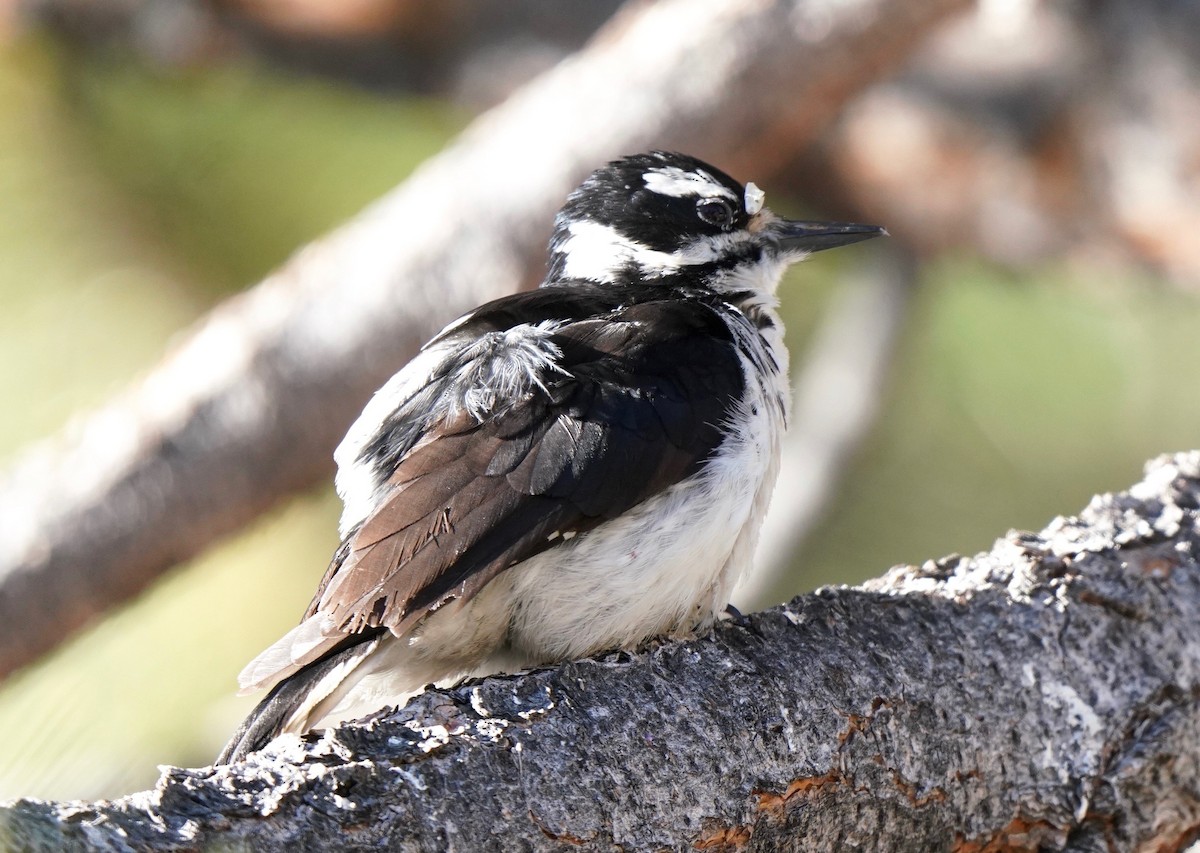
[504,375,786,661]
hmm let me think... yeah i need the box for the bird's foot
[720,603,763,637]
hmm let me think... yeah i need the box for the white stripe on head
[557,220,757,283]
[643,166,737,201]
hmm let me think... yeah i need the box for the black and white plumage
[218,151,884,762]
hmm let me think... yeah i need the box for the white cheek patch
[744,182,765,216]
[558,220,639,282]
[557,220,761,282]
[643,166,737,201]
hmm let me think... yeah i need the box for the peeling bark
[4,451,1200,851]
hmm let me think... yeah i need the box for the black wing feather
[309,287,747,638]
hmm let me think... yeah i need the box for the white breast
[503,307,790,661]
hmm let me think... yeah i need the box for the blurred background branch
[0,0,1199,803]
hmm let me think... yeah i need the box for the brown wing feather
[312,399,587,634]
[305,297,747,642]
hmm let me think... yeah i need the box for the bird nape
[218,151,884,763]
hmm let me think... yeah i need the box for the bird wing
[239,290,747,690]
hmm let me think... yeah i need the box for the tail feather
[217,629,385,764]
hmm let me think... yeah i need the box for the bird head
[546,151,884,292]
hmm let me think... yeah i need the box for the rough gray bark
[4,451,1199,852]
[0,0,970,683]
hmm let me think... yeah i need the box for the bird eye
[696,198,735,230]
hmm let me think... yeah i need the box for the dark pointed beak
[774,220,888,253]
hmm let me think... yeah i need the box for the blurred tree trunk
[0,0,970,680]
[4,452,1200,851]
[789,0,1200,286]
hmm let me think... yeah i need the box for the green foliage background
[1,37,1197,800]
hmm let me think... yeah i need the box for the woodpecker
[218,151,884,762]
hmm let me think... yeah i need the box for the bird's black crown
[556,152,748,239]
[547,151,755,281]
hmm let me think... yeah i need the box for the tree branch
[4,451,1200,851]
[0,0,970,680]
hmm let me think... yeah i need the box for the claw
[721,603,762,637]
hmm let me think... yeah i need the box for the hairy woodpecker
[218,151,884,762]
